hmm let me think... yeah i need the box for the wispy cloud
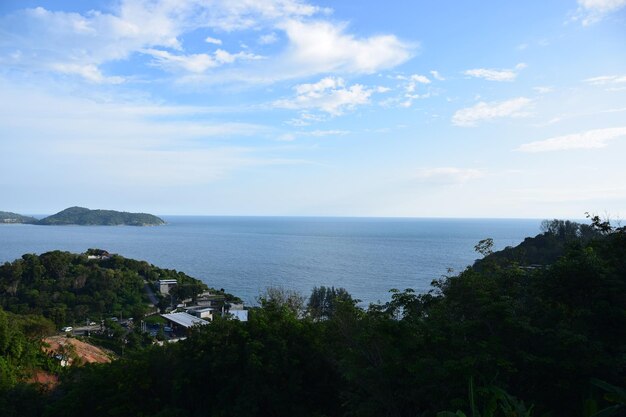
[275,129,349,141]
[430,70,445,81]
[533,86,554,94]
[573,0,626,25]
[273,76,375,115]
[142,48,262,73]
[584,74,626,85]
[50,63,125,84]
[517,127,626,152]
[258,32,279,44]
[381,73,435,108]
[452,97,532,127]
[463,63,526,82]
[0,78,284,187]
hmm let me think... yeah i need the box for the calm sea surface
[0,217,541,305]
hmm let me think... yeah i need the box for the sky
[0,0,625,218]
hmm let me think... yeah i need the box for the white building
[158,279,178,295]
[186,306,215,321]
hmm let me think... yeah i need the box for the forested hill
[36,207,165,226]
[0,211,37,224]
[473,218,602,269]
[0,249,208,325]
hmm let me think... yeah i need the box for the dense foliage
[1,219,624,417]
[36,206,165,226]
[0,308,55,390]
[0,307,57,417]
[0,250,208,326]
[474,219,601,269]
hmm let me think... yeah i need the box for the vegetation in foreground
[0,216,624,417]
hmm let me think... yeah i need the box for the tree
[307,286,356,320]
[475,238,494,257]
[258,287,305,316]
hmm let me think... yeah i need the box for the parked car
[61,326,73,332]
[89,321,97,326]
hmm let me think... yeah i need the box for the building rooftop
[161,312,209,328]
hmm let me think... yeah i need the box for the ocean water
[0,217,541,305]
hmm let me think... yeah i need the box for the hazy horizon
[1,0,624,218]
[12,208,587,222]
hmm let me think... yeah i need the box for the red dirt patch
[43,336,114,365]
[27,370,59,390]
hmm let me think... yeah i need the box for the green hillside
[0,250,209,326]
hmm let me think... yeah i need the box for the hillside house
[161,312,209,336]
[158,279,178,295]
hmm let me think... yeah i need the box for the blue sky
[0,0,625,218]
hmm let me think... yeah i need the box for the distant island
[0,210,38,224]
[0,206,165,226]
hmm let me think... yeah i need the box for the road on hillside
[143,280,159,306]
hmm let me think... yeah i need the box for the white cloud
[579,0,626,12]
[452,97,532,127]
[413,167,484,184]
[465,69,516,81]
[574,0,626,25]
[463,63,526,82]
[384,73,434,108]
[275,129,349,141]
[0,1,412,84]
[584,74,626,85]
[280,19,413,75]
[50,63,125,84]
[410,74,431,84]
[404,74,431,93]
[274,76,374,115]
[516,127,626,152]
[285,112,327,126]
[259,32,279,44]
[205,36,222,45]
[143,48,262,73]
[430,70,445,81]
[306,129,349,136]
[533,86,554,94]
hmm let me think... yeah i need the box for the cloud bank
[0,0,413,84]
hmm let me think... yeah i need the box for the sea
[0,217,542,306]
